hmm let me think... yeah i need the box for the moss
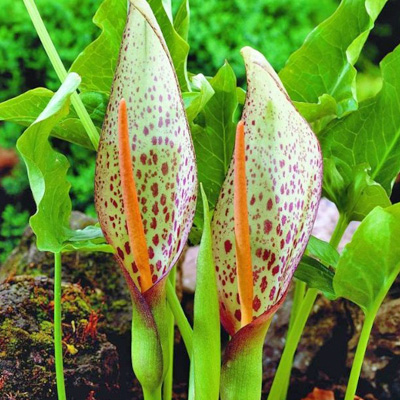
[0,276,119,399]
[111,299,128,310]
[30,285,52,322]
[40,320,54,335]
[61,286,92,321]
[30,330,53,348]
[1,216,132,336]
[0,320,31,357]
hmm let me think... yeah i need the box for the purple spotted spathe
[212,47,323,335]
[95,0,197,290]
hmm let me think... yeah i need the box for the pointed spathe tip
[240,46,288,94]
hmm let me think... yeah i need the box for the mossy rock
[0,212,132,336]
[0,213,188,398]
[0,275,119,400]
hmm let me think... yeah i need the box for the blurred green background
[0,0,398,262]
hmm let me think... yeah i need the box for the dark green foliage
[0,0,101,102]
[184,0,338,81]
[0,205,29,262]
[0,0,101,152]
[0,0,100,262]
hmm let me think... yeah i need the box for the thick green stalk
[166,280,193,357]
[163,268,177,400]
[344,310,375,400]
[22,0,99,150]
[143,387,162,400]
[221,319,272,400]
[269,213,349,400]
[54,252,66,400]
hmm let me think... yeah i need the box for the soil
[1,212,400,399]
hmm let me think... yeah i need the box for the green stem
[269,213,349,400]
[280,279,306,398]
[163,268,177,400]
[22,0,99,150]
[143,386,162,400]
[329,213,348,250]
[54,252,66,400]
[221,319,272,400]
[288,280,306,329]
[268,288,319,400]
[344,311,375,400]
[166,280,193,357]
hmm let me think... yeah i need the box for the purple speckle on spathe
[211,47,322,335]
[94,1,197,290]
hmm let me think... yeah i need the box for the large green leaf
[293,237,338,300]
[320,46,400,219]
[333,204,400,314]
[70,0,127,94]
[16,74,114,253]
[0,88,101,148]
[183,74,214,124]
[305,235,339,268]
[211,47,323,335]
[322,159,391,222]
[95,0,197,289]
[148,0,190,90]
[279,0,387,126]
[79,91,108,127]
[173,0,189,41]
[191,186,220,400]
[16,74,79,252]
[62,225,114,253]
[0,88,53,125]
[321,46,400,193]
[192,62,238,231]
[295,255,335,299]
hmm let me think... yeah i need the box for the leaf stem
[22,0,99,150]
[344,279,392,400]
[166,280,193,357]
[329,213,348,250]
[279,279,306,397]
[54,252,66,400]
[344,310,375,400]
[163,267,177,400]
[289,280,306,329]
[268,213,349,400]
[268,288,319,400]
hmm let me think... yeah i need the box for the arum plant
[211,47,323,400]
[94,0,197,398]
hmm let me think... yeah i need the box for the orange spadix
[118,98,153,292]
[234,120,254,327]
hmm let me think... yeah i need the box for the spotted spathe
[212,47,323,335]
[95,0,197,290]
